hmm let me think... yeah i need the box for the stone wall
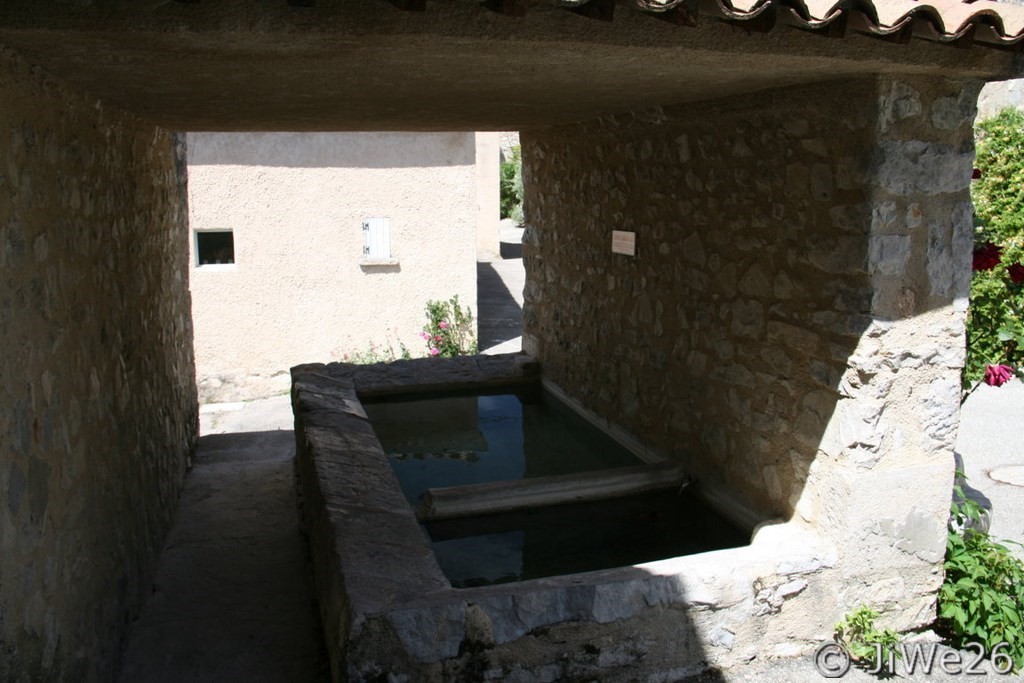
[522,76,976,633]
[0,49,198,681]
[187,131,482,403]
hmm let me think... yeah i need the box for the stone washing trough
[291,353,838,682]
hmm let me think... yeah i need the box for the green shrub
[939,480,1024,671]
[973,108,1024,239]
[421,295,477,357]
[965,257,1024,385]
[834,605,902,666]
[500,145,524,224]
[967,109,1024,385]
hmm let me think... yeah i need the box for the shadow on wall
[187,131,475,169]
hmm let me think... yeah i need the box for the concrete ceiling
[0,1,1019,131]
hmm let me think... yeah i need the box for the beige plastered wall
[187,132,484,403]
[476,132,501,259]
[522,75,977,648]
[0,48,198,682]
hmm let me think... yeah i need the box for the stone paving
[955,379,1024,559]
[477,221,525,355]
[117,413,328,683]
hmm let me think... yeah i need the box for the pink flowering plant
[341,339,411,365]
[965,108,1024,392]
[421,295,477,358]
[965,237,1024,389]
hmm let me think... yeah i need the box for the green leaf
[941,482,1024,670]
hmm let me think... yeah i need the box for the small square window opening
[196,230,235,266]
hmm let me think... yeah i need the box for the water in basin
[426,487,750,587]
[363,387,641,505]
[364,387,750,587]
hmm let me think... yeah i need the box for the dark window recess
[197,231,235,265]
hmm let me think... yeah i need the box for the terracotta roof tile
[629,0,1024,47]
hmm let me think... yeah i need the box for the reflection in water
[389,450,481,463]
[365,388,749,587]
[365,389,638,505]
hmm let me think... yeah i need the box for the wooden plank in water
[416,461,689,521]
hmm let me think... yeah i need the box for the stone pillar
[796,76,979,626]
[0,48,198,681]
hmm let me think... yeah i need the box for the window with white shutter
[360,217,399,267]
[363,217,391,259]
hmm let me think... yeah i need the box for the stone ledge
[294,353,540,400]
[358,257,400,268]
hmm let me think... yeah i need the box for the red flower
[983,364,1015,387]
[1009,263,1024,284]
[973,242,1002,271]
[972,168,982,180]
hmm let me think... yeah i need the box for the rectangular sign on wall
[611,230,636,256]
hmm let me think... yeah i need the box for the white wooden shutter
[362,217,391,259]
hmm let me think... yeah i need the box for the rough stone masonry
[0,49,198,682]
[522,75,979,647]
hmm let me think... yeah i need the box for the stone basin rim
[291,353,839,678]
